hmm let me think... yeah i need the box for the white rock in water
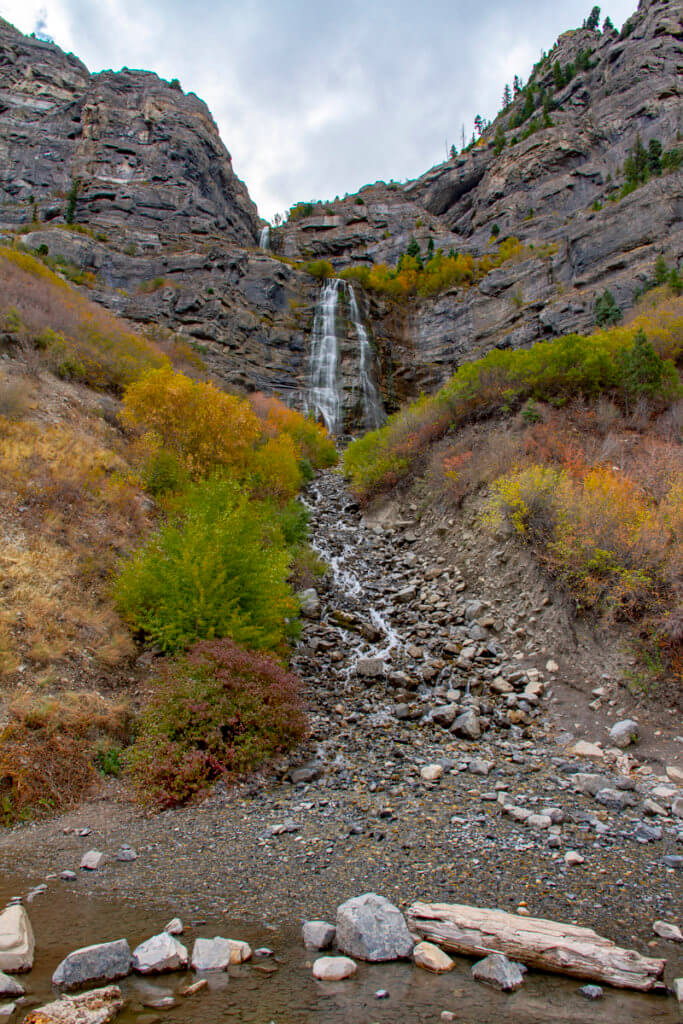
[302,921,336,950]
[609,719,639,748]
[312,956,357,981]
[191,937,232,971]
[0,905,34,973]
[413,941,454,973]
[164,918,183,935]
[420,764,443,782]
[653,920,682,942]
[132,933,189,973]
[355,658,385,679]
[0,972,24,998]
[0,1003,15,1018]
[565,850,585,866]
[79,850,106,871]
[673,977,683,1002]
[23,984,123,1024]
[336,893,413,962]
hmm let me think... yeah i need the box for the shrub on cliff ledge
[127,639,307,807]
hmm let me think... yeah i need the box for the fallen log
[406,902,666,992]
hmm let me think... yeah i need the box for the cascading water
[304,278,343,434]
[347,284,384,431]
[305,279,384,434]
[258,225,270,249]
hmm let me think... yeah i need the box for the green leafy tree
[494,123,507,156]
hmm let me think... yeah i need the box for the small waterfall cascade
[258,224,270,249]
[304,279,385,435]
[347,284,384,431]
[305,278,343,434]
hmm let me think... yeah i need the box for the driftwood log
[406,902,666,991]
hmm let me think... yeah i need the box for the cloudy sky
[1,0,637,220]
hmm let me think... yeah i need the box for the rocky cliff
[0,0,681,425]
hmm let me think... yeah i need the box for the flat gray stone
[190,937,232,971]
[452,709,481,740]
[80,850,106,871]
[336,893,413,962]
[52,939,131,991]
[609,719,639,748]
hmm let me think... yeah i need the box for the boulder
[472,953,525,992]
[609,719,639,748]
[0,905,34,973]
[420,764,444,782]
[302,921,336,950]
[132,933,189,973]
[595,788,637,810]
[0,972,24,998]
[653,921,682,942]
[24,985,123,1024]
[413,941,454,973]
[52,940,131,991]
[431,704,458,727]
[452,709,481,740]
[312,956,357,981]
[191,936,249,970]
[336,893,413,962]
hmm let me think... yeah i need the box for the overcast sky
[1,0,637,220]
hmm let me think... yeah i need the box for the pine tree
[602,15,614,32]
[494,123,506,156]
[474,114,484,137]
[553,62,565,90]
[513,75,522,97]
[586,6,601,30]
[503,83,512,108]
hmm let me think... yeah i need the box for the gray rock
[355,658,385,679]
[59,871,77,882]
[115,847,137,862]
[609,719,639,748]
[80,850,106,871]
[672,796,683,819]
[164,918,183,935]
[302,921,336,950]
[653,920,682,942]
[52,939,131,991]
[312,956,357,980]
[468,757,493,777]
[452,709,481,740]
[572,773,610,797]
[432,704,458,727]
[594,788,637,810]
[472,953,525,992]
[132,933,189,973]
[579,984,603,999]
[662,855,683,869]
[336,893,413,962]
[25,985,124,1024]
[0,973,24,998]
[290,762,323,785]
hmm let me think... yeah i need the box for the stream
[0,469,680,1022]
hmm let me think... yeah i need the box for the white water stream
[347,283,384,431]
[258,225,270,249]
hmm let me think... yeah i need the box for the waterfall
[259,225,270,249]
[305,278,342,434]
[305,279,385,435]
[347,284,384,431]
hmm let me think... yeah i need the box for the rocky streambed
[0,467,681,1021]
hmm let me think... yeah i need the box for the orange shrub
[121,365,261,479]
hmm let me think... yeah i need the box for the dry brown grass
[0,691,132,823]
[0,411,153,685]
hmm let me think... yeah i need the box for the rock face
[52,939,131,990]
[336,893,413,962]
[24,985,123,1024]
[0,2,681,427]
[0,905,34,973]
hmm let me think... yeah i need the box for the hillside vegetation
[345,289,682,685]
[0,248,336,820]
